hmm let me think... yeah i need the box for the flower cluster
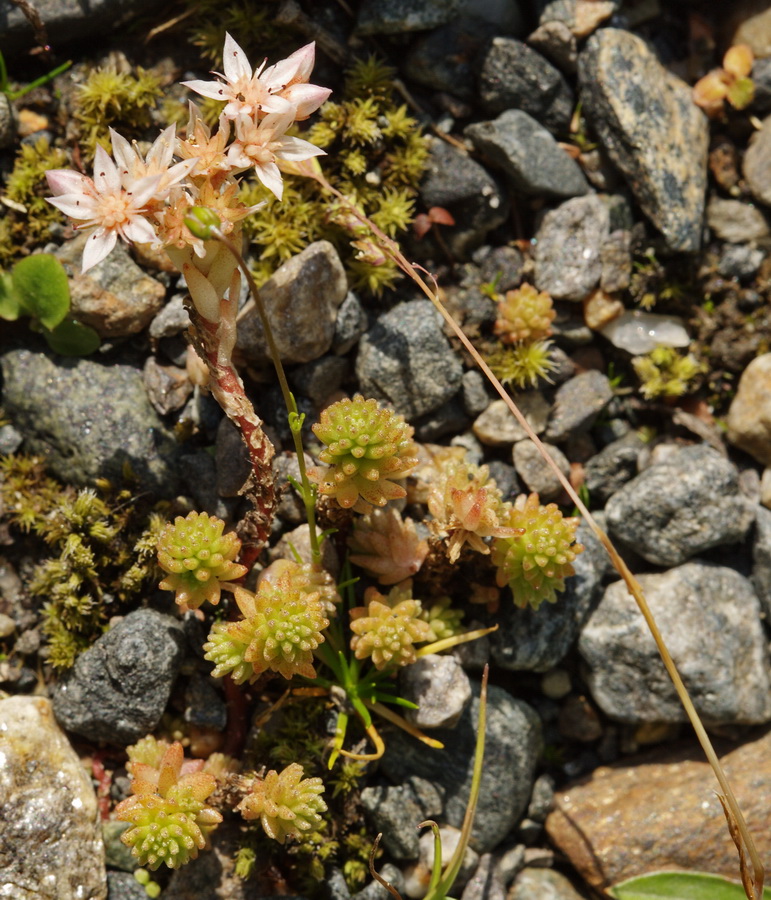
[309,395,419,512]
[492,493,584,610]
[115,739,223,870]
[349,582,432,669]
[428,461,517,563]
[237,762,327,844]
[156,510,247,610]
[203,567,329,682]
[46,33,329,274]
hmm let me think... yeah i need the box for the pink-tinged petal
[254,161,283,201]
[276,135,326,162]
[93,144,121,194]
[222,32,253,83]
[46,169,94,196]
[181,78,230,101]
[127,174,163,207]
[109,129,135,177]
[46,193,99,219]
[122,215,158,245]
[82,228,117,272]
[225,143,252,171]
[283,83,332,118]
[260,109,295,136]
[266,42,315,88]
[164,157,199,186]
[254,93,293,116]
[147,124,176,169]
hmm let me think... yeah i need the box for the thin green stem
[210,228,321,567]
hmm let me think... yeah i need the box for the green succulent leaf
[43,318,101,356]
[609,871,754,900]
[0,271,20,321]
[11,253,71,330]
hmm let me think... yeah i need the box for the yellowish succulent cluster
[309,395,419,512]
[157,510,247,610]
[349,582,432,669]
[494,283,556,344]
[237,762,327,844]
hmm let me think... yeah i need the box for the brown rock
[743,116,771,208]
[546,730,771,891]
[727,352,771,466]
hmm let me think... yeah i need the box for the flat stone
[420,137,509,258]
[513,440,570,502]
[51,609,185,745]
[399,654,472,729]
[727,353,771,466]
[579,562,771,725]
[57,235,166,338]
[527,21,578,74]
[534,195,609,301]
[604,444,756,566]
[546,729,771,890]
[465,110,588,200]
[473,394,551,447]
[706,197,770,243]
[478,37,574,134]
[544,370,613,442]
[142,356,192,415]
[356,300,463,420]
[149,293,190,340]
[0,348,179,494]
[237,241,347,365]
[0,696,106,900]
[579,28,709,251]
[584,431,645,504]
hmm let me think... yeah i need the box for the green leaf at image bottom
[12,253,71,330]
[43,318,101,356]
[610,871,759,900]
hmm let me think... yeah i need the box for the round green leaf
[609,871,757,900]
[11,253,71,330]
[43,318,101,356]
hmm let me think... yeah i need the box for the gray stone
[544,370,614,443]
[356,300,463,419]
[473,394,551,447]
[604,444,757,566]
[0,349,179,494]
[752,505,771,620]
[103,820,135,872]
[361,783,428,859]
[237,241,347,365]
[399,654,472,729]
[0,422,22,455]
[354,865,405,900]
[478,37,574,134]
[107,871,148,900]
[273,451,313,526]
[461,853,506,900]
[149,294,191,340]
[744,114,771,208]
[717,244,765,281]
[420,138,509,257]
[534,195,609,301]
[465,111,588,200]
[57,235,166,338]
[600,230,632,292]
[51,609,185,745]
[142,356,192,415]
[356,0,463,34]
[513,440,569,502]
[381,682,542,853]
[706,197,770,243]
[184,671,227,731]
[214,417,251,498]
[290,355,349,408]
[179,451,232,521]
[0,0,158,43]
[579,562,771,725]
[527,774,556,822]
[487,459,522,502]
[579,28,709,251]
[527,21,578,74]
[414,397,470,442]
[461,370,491,417]
[490,518,608,672]
[333,292,368,356]
[0,696,106,900]
[0,93,15,149]
[539,0,616,36]
[510,868,586,900]
[583,431,645,504]
[404,825,479,899]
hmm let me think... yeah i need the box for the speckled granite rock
[0,696,106,900]
[545,729,771,890]
[355,0,463,34]
[0,348,180,493]
[579,562,771,725]
[579,28,709,251]
[0,0,158,44]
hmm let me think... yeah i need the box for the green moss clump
[239,55,429,295]
[187,0,284,65]
[0,138,68,264]
[632,346,705,399]
[0,454,167,669]
[74,65,164,161]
